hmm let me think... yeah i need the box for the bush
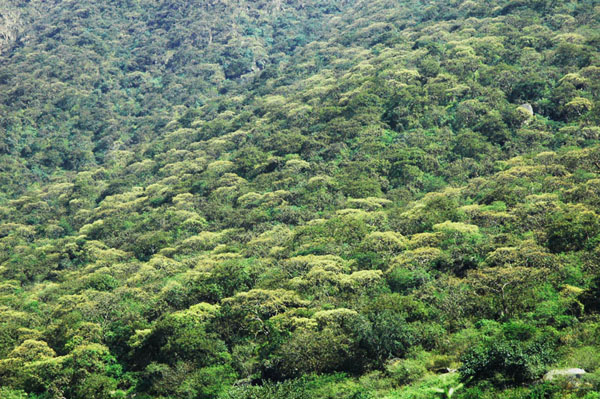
[386,358,427,386]
[459,338,556,386]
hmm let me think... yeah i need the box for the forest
[1,0,600,398]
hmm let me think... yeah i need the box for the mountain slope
[1,0,600,398]
[0,0,354,197]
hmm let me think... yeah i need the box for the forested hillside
[1,0,600,398]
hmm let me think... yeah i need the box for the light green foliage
[8,340,55,361]
[362,231,408,254]
[386,358,428,386]
[433,221,479,235]
[347,197,393,211]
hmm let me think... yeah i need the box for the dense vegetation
[1,0,600,398]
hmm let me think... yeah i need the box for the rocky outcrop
[543,368,586,381]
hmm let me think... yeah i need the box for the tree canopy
[1,0,600,398]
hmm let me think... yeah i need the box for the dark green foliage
[546,206,600,253]
[460,338,556,386]
[225,379,310,399]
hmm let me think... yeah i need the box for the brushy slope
[1,0,600,398]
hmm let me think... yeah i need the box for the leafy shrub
[459,338,556,386]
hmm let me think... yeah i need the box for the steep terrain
[1,0,600,398]
[0,0,352,196]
